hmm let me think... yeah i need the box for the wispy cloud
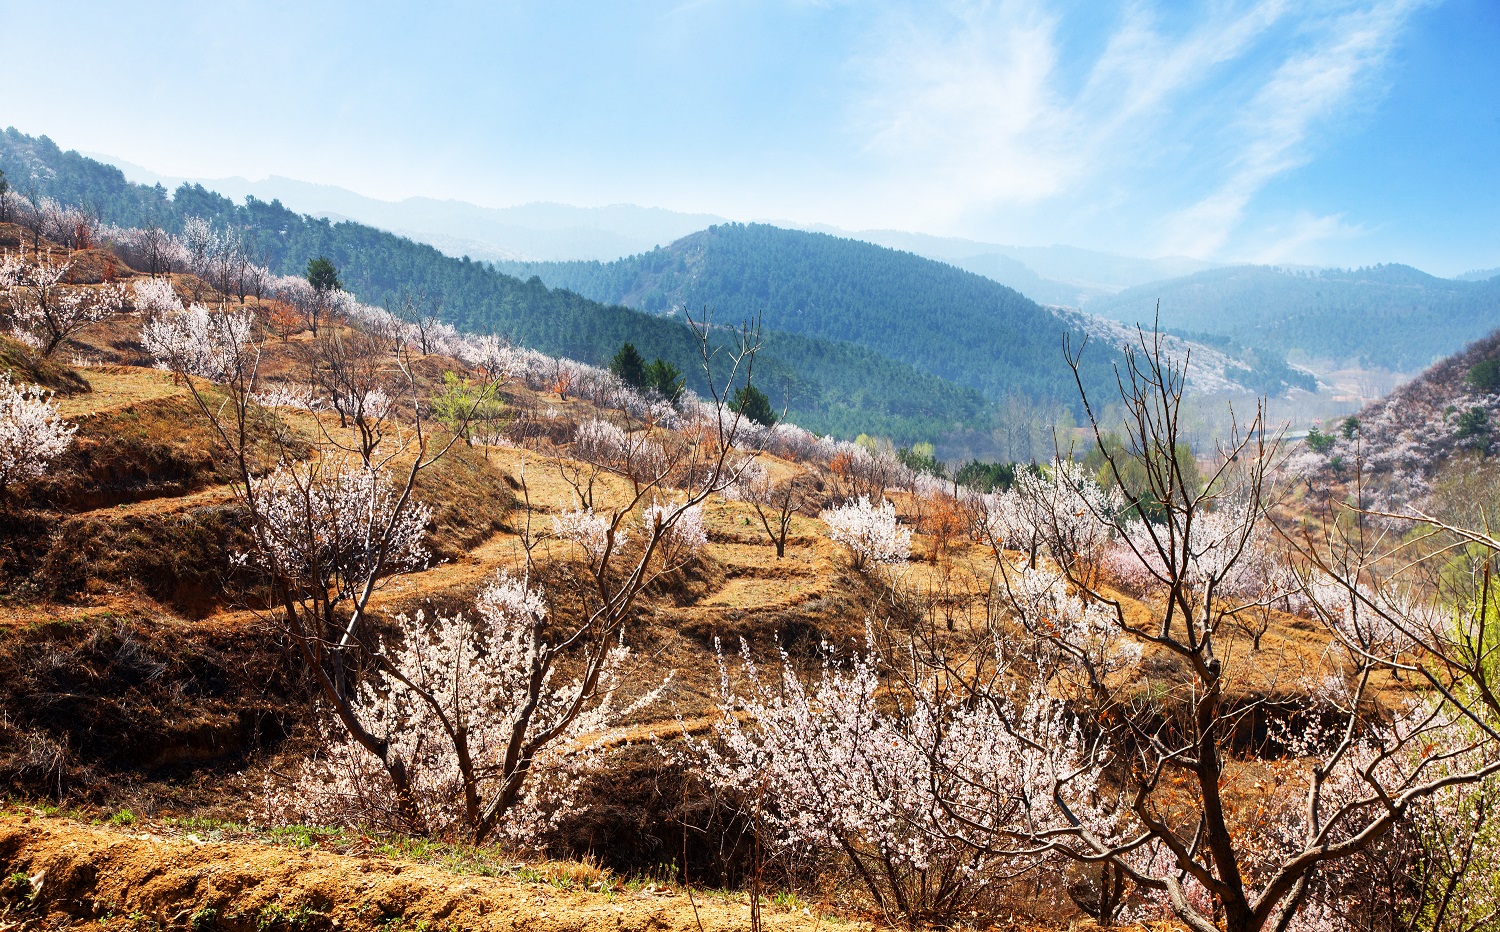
[849,0,1425,258]
[1241,211,1368,265]
[1160,0,1429,255]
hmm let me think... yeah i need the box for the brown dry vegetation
[0,814,857,932]
[0,224,1369,929]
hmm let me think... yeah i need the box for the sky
[1,0,1496,275]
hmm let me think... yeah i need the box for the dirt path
[0,815,855,932]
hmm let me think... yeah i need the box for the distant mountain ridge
[88,151,1219,306]
[813,227,1219,305]
[1085,263,1500,373]
[84,153,728,263]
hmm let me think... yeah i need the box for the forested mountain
[494,223,1124,405]
[0,128,991,441]
[1084,263,1500,372]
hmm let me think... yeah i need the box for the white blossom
[552,506,622,560]
[248,457,431,603]
[130,277,183,315]
[642,499,707,563]
[141,303,255,382]
[0,373,76,494]
[1,249,125,358]
[251,382,321,410]
[822,496,911,570]
[269,572,667,843]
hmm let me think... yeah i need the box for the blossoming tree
[0,373,76,500]
[1,248,125,359]
[821,495,911,571]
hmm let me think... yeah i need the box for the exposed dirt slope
[0,815,846,932]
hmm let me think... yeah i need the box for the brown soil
[0,225,1360,929]
[0,815,849,932]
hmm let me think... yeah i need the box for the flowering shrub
[248,458,432,605]
[250,382,321,410]
[129,277,183,316]
[1013,456,1122,575]
[702,635,1109,925]
[1,249,125,358]
[1293,328,1500,511]
[821,496,911,570]
[1005,564,1143,675]
[0,373,76,497]
[552,506,622,562]
[641,500,706,566]
[572,417,668,483]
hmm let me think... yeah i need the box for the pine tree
[609,342,648,389]
[732,384,777,427]
[306,255,342,294]
[646,357,684,402]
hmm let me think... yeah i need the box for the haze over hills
[90,151,1213,304]
[811,227,1220,305]
[1084,263,1500,374]
[93,145,1500,382]
[8,128,1488,441]
[90,153,729,263]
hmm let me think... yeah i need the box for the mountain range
[90,151,1213,302]
[2,128,1112,446]
[1086,264,1500,373]
[81,146,1500,381]
[491,223,1296,402]
[9,126,1500,450]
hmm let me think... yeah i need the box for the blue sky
[2,0,1496,274]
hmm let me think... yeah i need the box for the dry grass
[0,227,1370,930]
[0,813,861,932]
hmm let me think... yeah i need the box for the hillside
[1290,323,1500,512]
[1084,262,1500,373]
[494,223,1125,405]
[0,129,989,442]
[0,219,1470,932]
[0,815,843,932]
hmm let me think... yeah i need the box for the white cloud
[1161,0,1431,256]
[848,0,1425,258]
[1241,211,1368,265]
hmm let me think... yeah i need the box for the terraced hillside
[0,221,1422,930]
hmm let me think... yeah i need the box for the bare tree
[733,461,808,558]
[951,329,1500,932]
[17,184,46,251]
[721,326,1500,931]
[393,289,444,356]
